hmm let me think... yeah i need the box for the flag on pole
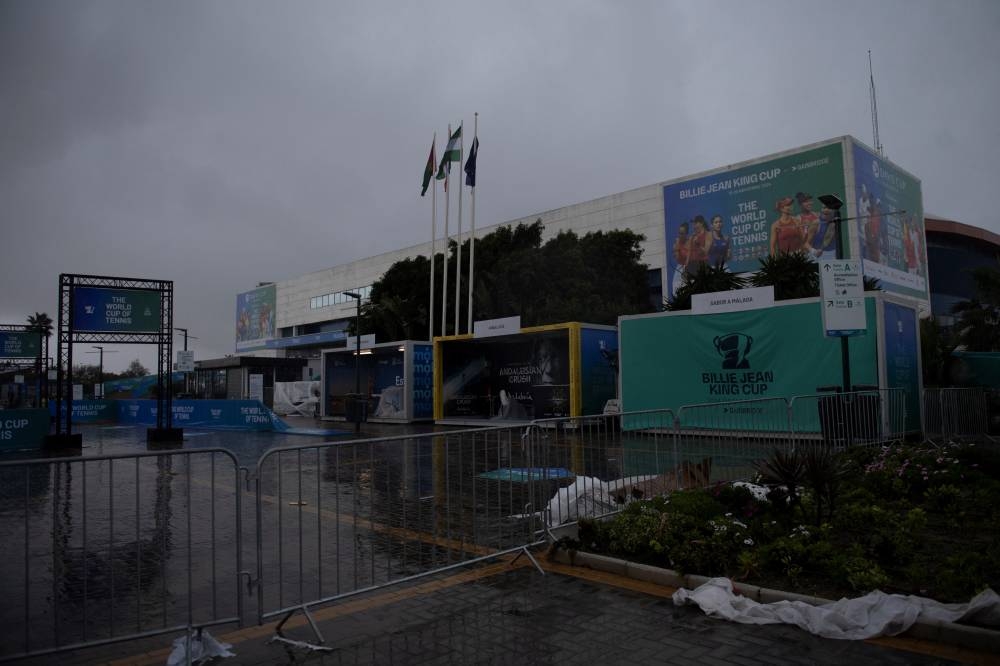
[464,136,479,187]
[436,125,462,179]
[421,139,436,196]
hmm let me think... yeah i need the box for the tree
[666,252,882,311]
[951,260,1000,352]
[121,359,149,378]
[749,252,820,301]
[26,312,53,338]
[665,264,746,311]
[359,220,653,340]
[920,317,956,386]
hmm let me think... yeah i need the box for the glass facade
[310,285,372,309]
[926,229,1000,325]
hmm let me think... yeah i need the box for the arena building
[232,136,994,379]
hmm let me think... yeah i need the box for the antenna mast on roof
[868,50,884,157]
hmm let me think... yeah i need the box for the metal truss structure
[0,324,48,404]
[54,274,173,436]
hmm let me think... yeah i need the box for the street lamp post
[174,328,198,395]
[86,345,116,398]
[345,292,362,434]
[817,194,852,393]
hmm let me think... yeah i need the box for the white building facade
[235,135,932,378]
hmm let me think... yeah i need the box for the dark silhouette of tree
[26,312,53,338]
[665,264,747,311]
[951,260,1000,352]
[749,252,821,300]
[666,252,882,311]
[359,220,652,340]
[920,317,956,386]
[121,359,149,378]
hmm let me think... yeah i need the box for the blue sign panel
[412,344,433,419]
[49,400,117,423]
[72,287,162,333]
[883,301,920,432]
[116,399,280,430]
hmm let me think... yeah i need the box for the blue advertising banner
[116,399,280,430]
[851,142,928,302]
[49,400,117,423]
[0,331,41,359]
[883,301,920,432]
[235,284,276,352]
[579,327,619,415]
[412,344,433,419]
[72,287,162,333]
[664,143,846,298]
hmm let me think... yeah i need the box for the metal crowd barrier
[0,449,245,663]
[924,387,995,443]
[789,388,907,450]
[252,424,547,645]
[0,387,925,660]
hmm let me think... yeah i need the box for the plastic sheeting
[166,629,235,665]
[513,459,715,526]
[673,577,1000,640]
[273,381,320,416]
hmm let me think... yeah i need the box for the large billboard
[235,284,276,352]
[620,299,878,414]
[441,331,571,419]
[0,331,41,358]
[850,141,928,302]
[664,142,847,298]
[72,287,162,333]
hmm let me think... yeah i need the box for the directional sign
[176,349,195,372]
[819,260,867,336]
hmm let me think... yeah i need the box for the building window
[310,286,372,309]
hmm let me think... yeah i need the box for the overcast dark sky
[2,1,998,373]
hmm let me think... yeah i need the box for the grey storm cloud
[1,0,998,372]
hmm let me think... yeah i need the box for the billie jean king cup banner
[664,143,846,297]
[620,299,877,419]
[72,287,162,333]
[236,284,276,351]
[0,331,41,358]
[852,142,928,301]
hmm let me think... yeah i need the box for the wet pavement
[21,558,994,665]
[1,419,996,665]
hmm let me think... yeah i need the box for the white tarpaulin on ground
[514,459,715,526]
[673,577,1000,640]
[273,381,320,416]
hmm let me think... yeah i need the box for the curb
[547,547,1000,654]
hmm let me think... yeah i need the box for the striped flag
[435,125,462,180]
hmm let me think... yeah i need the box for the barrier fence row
[923,387,1000,443]
[0,387,916,660]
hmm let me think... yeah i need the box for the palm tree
[26,312,54,406]
[749,252,820,300]
[26,312,53,339]
[665,264,746,311]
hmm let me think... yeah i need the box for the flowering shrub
[576,441,1000,601]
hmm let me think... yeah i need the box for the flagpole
[467,113,477,334]
[454,122,464,335]
[428,132,436,341]
[441,125,451,336]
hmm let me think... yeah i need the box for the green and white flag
[436,125,462,180]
